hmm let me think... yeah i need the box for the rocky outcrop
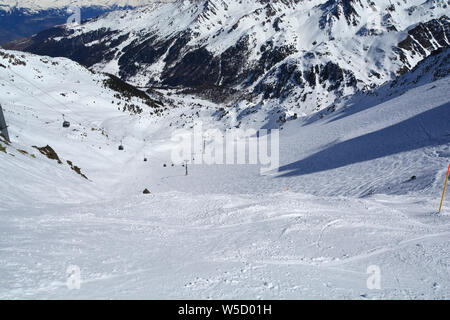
[397,16,450,71]
[319,0,362,29]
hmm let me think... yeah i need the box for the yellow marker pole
[439,163,450,214]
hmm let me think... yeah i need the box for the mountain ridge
[6,0,449,116]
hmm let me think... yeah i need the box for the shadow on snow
[277,102,450,177]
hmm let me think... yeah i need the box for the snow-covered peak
[5,0,450,116]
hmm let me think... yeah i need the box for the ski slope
[0,49,449,299]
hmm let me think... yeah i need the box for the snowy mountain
[0,47,449,299]
[0,0,150,44]
[6,0,449,115]
[1,0,450,300]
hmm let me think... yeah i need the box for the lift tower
[0,104,10,143]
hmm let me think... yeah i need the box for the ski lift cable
[2,66,176,153]
[0,78,69,122]
[0,77,127,147]
[0,69,82,123]
[3,73,185,189]
[1,70,122,137]
[137,151,169,163]
[0,81,71,127]
[3,29,162,122]
[1,69,74,114]
[1,74,166,150]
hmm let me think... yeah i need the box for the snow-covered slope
[8,0,449,116]
[0,48,449,299]
[0,49,167,203]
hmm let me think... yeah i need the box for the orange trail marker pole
[439,163,450,214]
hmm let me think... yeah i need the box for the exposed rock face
[32,145,62,164]
[5,0,450,114]
[392,47,450,88]
[397,16,450,70]
[17,28,121,67]
[256,60,357,101]
[319,0,362,29]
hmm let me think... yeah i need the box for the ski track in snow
[1,192,449,299]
